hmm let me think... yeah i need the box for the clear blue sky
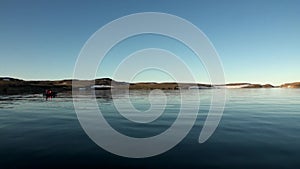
[0,0,299,85]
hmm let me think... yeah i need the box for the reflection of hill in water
[94,90,112,99]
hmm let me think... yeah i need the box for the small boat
[43,90,57,99]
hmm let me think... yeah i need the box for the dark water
[1,89,300,169]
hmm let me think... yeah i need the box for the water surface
[1,89,300,168]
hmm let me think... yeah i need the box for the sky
[0,0,299,85]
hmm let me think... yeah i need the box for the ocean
[1,89,300,168]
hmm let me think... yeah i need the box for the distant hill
[280,82,300,88]
[0,77,299,95]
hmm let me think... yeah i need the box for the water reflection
[0,89,300,168]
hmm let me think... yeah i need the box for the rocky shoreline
[0,77,299,95]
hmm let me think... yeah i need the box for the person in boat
[44,89,57,100]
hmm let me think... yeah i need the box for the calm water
[1,89,300,168]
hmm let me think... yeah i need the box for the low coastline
[0,77,299,95]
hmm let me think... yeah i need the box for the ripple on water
[1,89,300,168]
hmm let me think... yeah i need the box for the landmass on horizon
[0,77,299,95]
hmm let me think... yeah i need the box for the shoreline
[1,77,299,95]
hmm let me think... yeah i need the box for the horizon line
[1,76,298,86]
